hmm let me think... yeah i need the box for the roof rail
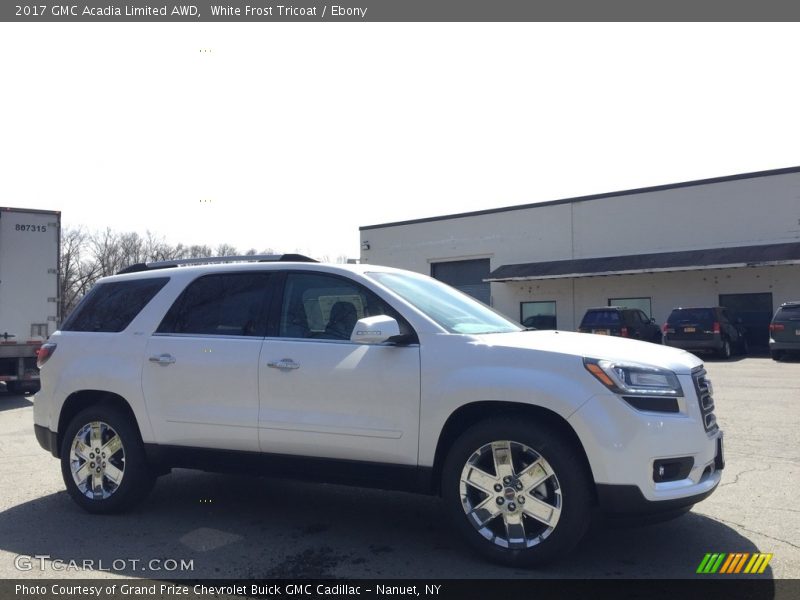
[117,253,318,274]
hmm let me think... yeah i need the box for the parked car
[663,307,747,359]
[769,301,800,361]
[577,307,662,343]
[34,256,723,566]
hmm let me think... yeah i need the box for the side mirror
[650,318,656,324]
[351,315,401,345]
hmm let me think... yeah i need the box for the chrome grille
[692,367,717,432]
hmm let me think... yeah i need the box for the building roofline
[359,165,800,231]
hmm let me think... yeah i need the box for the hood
[474,330,703,374]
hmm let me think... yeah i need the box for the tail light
[769,323,785,332]
[663,324,675,334]
[712,322,721,334]
[36,342,57,367]
[620,327,629,337]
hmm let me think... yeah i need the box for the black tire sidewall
[60,404,153,514]
[441,417,592,567]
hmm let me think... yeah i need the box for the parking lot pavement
[0,357,797,580]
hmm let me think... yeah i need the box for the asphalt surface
[0,356,798,580]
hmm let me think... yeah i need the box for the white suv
[33,256,724,566]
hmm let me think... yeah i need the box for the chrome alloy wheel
[459,440,562,549]
[69,421,126,500]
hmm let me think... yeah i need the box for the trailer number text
[15,224,47,232]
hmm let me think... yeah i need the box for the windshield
[368,271,522,334]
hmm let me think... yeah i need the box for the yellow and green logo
[697,552,773,574]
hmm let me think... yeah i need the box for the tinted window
[581,310,620,326]
[158,273,271,336]
[667,308,715,325]
[776,305,800,319]
[62,278,169,333]
[279,273,411,340]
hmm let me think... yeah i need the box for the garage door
[719,292,773,349]
[431,259,491,305]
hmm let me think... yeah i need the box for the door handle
[267,358,300,370]
[149,353,176,366]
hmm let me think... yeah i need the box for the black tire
[441,417,593,567]
[770,350,784,362]
[717,338,732,360]
[60,403,155,514]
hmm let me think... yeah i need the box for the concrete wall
[500,264,800,330]
[359,170,800,328]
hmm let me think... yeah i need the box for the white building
[359,166,800,348]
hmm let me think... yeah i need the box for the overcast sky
[2,23,799,260]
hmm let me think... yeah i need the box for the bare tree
[60,228,277,321]
[215,243,239,257]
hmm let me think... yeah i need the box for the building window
[608,297,652,318]
[520,301,557,330]
[430,259,491,305]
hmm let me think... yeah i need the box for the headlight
[583,357,683,397]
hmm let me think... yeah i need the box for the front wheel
[718,339,732,359]
[441,417,592,566]
[60,404,155,513]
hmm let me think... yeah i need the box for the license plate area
[593,329,609,335]
[684,326,696,333]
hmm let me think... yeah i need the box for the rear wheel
[770,349,784,361]
[441,417,592,566]
[60,404,155,513]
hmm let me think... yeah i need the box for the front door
[258,272,421,465]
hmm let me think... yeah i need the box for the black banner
[4,0,800,22]
[3,579,794,600]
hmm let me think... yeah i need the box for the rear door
[258,271,421,465]
[142,272,272,452]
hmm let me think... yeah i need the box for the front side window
[157,273,271,337]
[279,272,409,340]
[62,277,169,333]
[367,271,520,335]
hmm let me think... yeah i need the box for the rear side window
[581,310,620,326]
[668,308,715,324]
[157,273,272,337]
[62,278,169,333]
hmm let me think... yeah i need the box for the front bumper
[567,371,723,510]
[596,483,716,517]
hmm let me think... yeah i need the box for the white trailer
[0,207,60,394]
